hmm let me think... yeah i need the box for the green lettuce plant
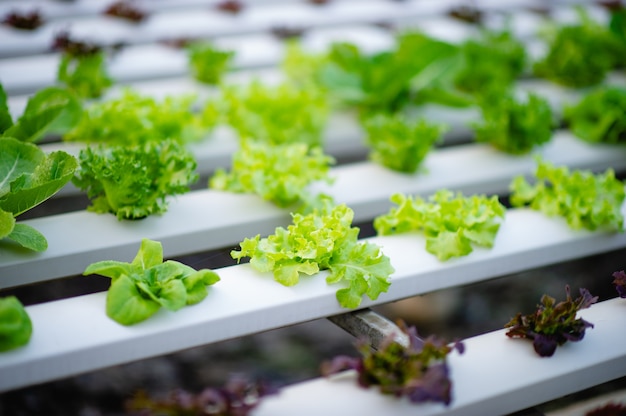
[510,159,625,232]
[0,296,33,352]
[0,137,77,251]
[73,140,198,220]
[231,203,394,308]
[374,190,506,261]
[84,239,220,325]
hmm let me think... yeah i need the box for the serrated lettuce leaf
[374,190,505,261]
[232,204,394,308]
[510,159,625,231]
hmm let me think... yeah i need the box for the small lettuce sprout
[0,137,77,251]
[126,375,277,415]
[585,402,626,416]
[612,270,626,298]
[0,84,83,143]
[186,41,234,85]
[73,140,198,220]
[102,1,147,23]
[84,239,220,325]
[210,141,334,209]
[51,31,114,99]
[563,86,626,144]
[223,81,328,147]
[321,321,464,406]
[510,160,625,232]
[0,296,33,352]
[64,89,212,145]
[471,90,553,154]
[215,0,245,14]
[374,190,506,261]
[533,9,626,87]
[231,204,394,309]
[504,285,598,357]
[2,9,44,30]
[362,113,446,173]
[454,30,526,96]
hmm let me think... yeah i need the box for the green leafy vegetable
[210,141,334,209]
[563,86,626,144]
[223,81,328,147]
[533,9,626,87]
[505,285,597,357]
[510,159,625,232]
[374,190,506,261]
[0,137,77,251]
[321,321,464,406]
[52,31,114,99]
[2,86,83,143]
[72,140,198,220]
[454,30,526,96]
[0,296,33,352]
[126,375,277,415]
[64,89,213,145]
[362,113,446,173]
[231,204,394,308]
[186,41,234,85]
[315,33,461,115]
[471,91,553,154]
[84,238,220,325]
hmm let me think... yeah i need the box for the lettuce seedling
[321,321,464,406]
[64,89,212,145]
[533,9,625,87]
[51,31,114,99]
[510,159,625,232]
[73,140,198,220]
[0,137,77,251]
[374,190,505,261]
[102,1,147,23]
[454,30,526,96]
[316,33,462,115]
[362,113,446,173]
[186,41,234,85]
[210,141,334,209]
[563,86,626,144]
[84,238,220,325]
[126,375,277,415]
[223,81,328,147]
[505,285,598,357]
[232,204,394,309]
[611,270,626,298]
[2,9,44,30]
[471,90,553,154]
[0,84,83,143]
[0,296,32,352]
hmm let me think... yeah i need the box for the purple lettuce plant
[612,270,626,298]
[504,285,598,357]
[125,375,278,416]
[321,321,464,406]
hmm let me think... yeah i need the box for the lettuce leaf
[231,204,394,308]
[64,89,212,145]
[72,140,198,220]
[374,190,506,261]
[471,91,554,154]
[362,113,446,173]
[0,296,32,352]
[84,239,220,325]
[186,41,234,85]
[0,137,77,251]
[510,159,625,232]
[210,141,334,209]
[563,86,626,144]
